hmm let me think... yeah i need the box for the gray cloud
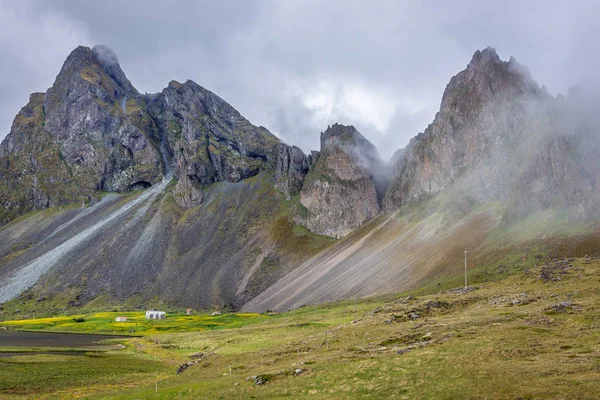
[1,1,599,159]
[92,45,119,67]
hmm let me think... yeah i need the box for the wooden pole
[464,249,468,288]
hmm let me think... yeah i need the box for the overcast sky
[1,1,599,159]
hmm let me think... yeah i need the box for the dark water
[0,331,129,348]
[0,351,88,358]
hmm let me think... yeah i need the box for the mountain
[293,124,385,238]
[1,46,599,313]
[244,48,600,311]
[145,79,283,208]
[0,45,336,308]
[0,45,288,224]
[383,48,600,220]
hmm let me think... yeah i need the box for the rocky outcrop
[173,174,203,209]
[274,143,313,199]
[145,80,282,208]
[383,47,600,220]
[294,124,383,238]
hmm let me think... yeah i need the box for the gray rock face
[294,124,383,238]
[274,143,313,200]
[383,47,600,220]
[0,46,165,224]
[43,45,163,192]
[145,80,283,208]
[173,174,203,209]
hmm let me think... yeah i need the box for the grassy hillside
[1,257,599,399]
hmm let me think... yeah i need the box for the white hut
[145,310,166,320]
[115,316,128,322]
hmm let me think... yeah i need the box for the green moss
[125,98,143,114]
[79,67,101,84]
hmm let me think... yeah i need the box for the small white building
[210,311,221,316]
[115,316,128,322]
[145,310,166,320]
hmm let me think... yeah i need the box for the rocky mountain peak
[439,48,539,119]
[321,123,373,150]
[321,122,358,140]
[54,45,137,97]
[384,47,600,222]
[320,123,381,172]
[468,46,501,66]
[293,123,383,238]
[91,45,137,95]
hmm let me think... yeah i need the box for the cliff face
[383,48,600,220]
[274,143,314,200]
[145,80,282,208]
[293,124,383,238]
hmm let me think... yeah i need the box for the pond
[0,351,88,358]
[0,330,130,347]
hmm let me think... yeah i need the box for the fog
[1,1,600,159]
[383,49,600,220]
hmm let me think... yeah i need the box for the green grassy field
[1,257,599,399]
[0,312,264,335]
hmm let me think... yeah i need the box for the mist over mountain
[1,45,599,311]
[384,48,600,222]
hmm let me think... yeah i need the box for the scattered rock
[443,286,477,294]
[436,334,453,344]
[246,367,307,385]
[540,260,572,282]
[407,312,420,320]
[177,360,200,374]
[397,348,411,355]
[249,374,271,385]
[425,300,450,309]
[365,307,383,316]
[190,352,205,359]
[553,301,572,312]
